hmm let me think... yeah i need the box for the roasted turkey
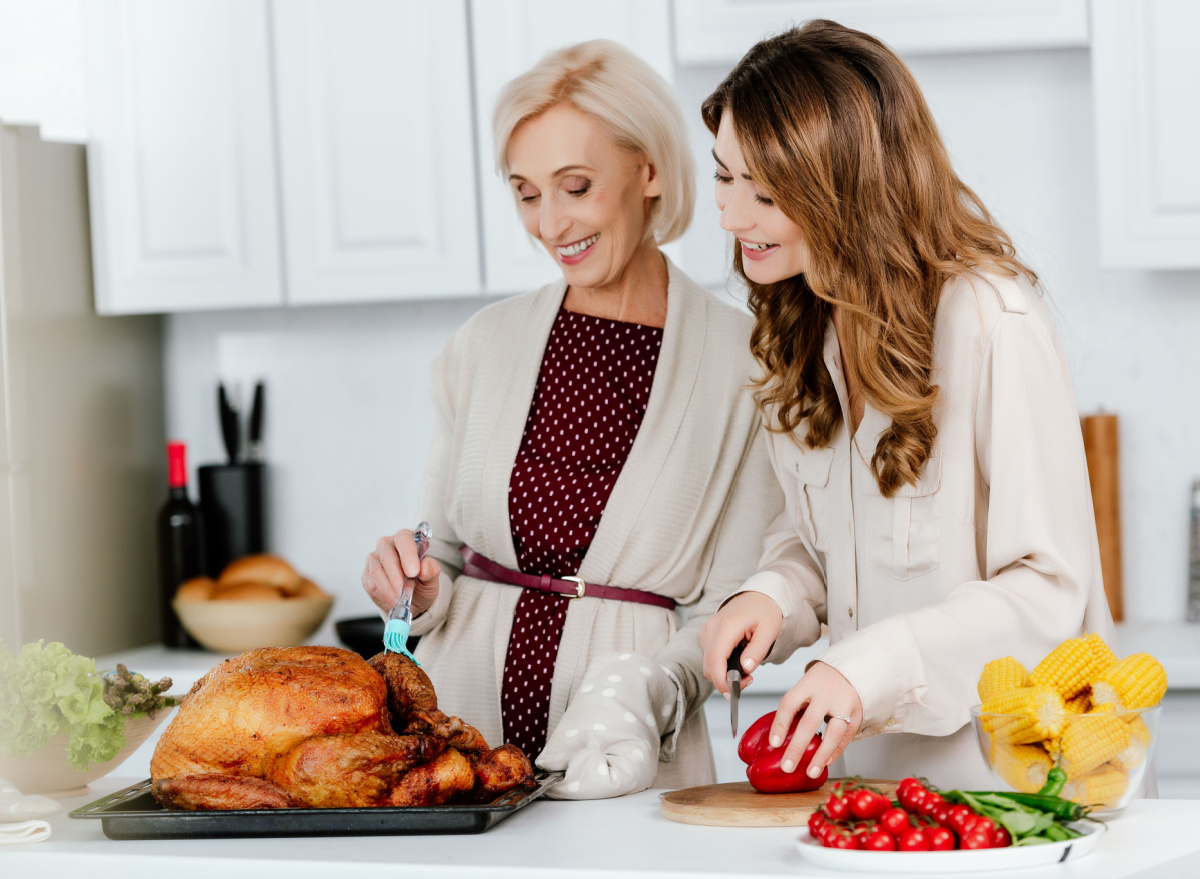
[150,646,534,809]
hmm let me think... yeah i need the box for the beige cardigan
[409,257,784,788]
[744,269,1116,788]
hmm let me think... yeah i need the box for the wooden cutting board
[660,779,898,827]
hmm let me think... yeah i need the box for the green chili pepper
[1037,767,1068,798]
[981,792,1087,823]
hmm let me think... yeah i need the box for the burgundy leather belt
[459,545,676,610]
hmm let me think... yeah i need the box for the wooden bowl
[173,596,334,653]
[0,711,171,797]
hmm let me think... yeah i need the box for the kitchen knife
[218,382,240,465]
[247,380,265,462]
[727,641,746,738]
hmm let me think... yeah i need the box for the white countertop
[88,620,1200,785]
[3,775,1198,879]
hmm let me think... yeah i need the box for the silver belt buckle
[561,575,587,599]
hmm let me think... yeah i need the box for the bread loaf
[176,576,217,601]
[290,578,326,599]
[213,581,286,601]
[174,554,328,601]
[219,554,301,592]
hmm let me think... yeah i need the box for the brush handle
[388,522,432,625]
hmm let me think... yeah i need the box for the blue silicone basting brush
[383,521,431,664]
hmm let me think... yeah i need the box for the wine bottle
[158,440,203,648]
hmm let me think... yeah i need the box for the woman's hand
[772,661,863,779]
[700,591,783,696]
[361,528,442,616]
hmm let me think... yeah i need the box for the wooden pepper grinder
[1082,413,1123,622]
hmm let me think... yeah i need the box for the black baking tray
[70,772,561,839]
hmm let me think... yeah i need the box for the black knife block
[198,462,268,577]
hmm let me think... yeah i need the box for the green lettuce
[0,639,122,769]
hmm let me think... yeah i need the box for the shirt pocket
[791,446,835,554]
[861,453,942,581]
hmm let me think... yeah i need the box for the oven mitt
[537,652,684,800]
[0,778,61,845]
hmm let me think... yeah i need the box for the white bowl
[0,711,171,797]
[173,596,334,653]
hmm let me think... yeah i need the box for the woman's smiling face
[506,103,660,290]
[712,109,812,285]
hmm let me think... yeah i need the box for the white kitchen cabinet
[82,0,284,314]
[271,0,481,304]
[1092,0,1200,269]
[470,0,674,295]
[673,0,1089,65]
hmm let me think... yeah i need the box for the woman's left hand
[772,661,864,779]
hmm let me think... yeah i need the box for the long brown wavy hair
[702,20,1035,496]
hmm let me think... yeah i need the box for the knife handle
[727,641,746,676]
[247,381,265,461]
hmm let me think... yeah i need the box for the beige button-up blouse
[743,268,1116,788]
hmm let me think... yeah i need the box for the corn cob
[990,741,1052,793]
[978,657,1031,703]
[1056,706,1131,778]
[1111,714,1154,771]
[1127,714,1152,743]
[981,685,1066,744]
[1030,633,1117,700]
[1065,690,1091,714]
[1090,653,1168,711]
[1062,763,1130,810]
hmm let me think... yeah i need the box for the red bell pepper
[737,710,827,793]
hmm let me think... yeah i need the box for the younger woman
[699,20,1115,787]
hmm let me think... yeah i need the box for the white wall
[0,0,87,142]
[163,46,1200,635]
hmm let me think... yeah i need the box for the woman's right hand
[361,529,442,616]
[700,591,783,696]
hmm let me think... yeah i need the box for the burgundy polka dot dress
[501,306,663,757]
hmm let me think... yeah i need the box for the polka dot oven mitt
[537,652,683,799]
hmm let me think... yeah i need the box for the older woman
[361,40,782,798]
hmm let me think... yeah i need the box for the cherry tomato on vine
[824,794,851,821]
[862,829,897,851]
[946,805,975,835]
[903,787,929,813]
[898,828,931,852]
[960,828,994,850]
[896,777,922,799]
[879,807,911,837]
[918,792,946,817]
[808,811,825,835]
[928,827,957,851]
[849,789,892,820]
[829,832,860,850]
[969,816,996,837]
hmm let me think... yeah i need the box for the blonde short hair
[492,40,695,245]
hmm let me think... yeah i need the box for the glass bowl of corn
[970,634,1167,815]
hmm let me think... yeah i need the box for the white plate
[794,821,1103,873]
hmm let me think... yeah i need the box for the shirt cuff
[816,630,908,737]
[729,570,822,664]
[408,570,454,637]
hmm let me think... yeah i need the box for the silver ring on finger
[827,714,853,724]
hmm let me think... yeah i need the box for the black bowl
[334,616,419,660]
